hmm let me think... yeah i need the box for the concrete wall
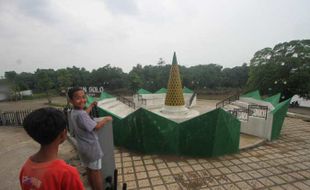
[133,94,165,109]
[0,93,8,101]
[19,90,33,96]
[239,97,275,110]
[240,113,273,140]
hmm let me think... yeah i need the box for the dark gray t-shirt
[70,109,103,163]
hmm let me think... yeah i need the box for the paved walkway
[114,117,310,190]
[0,126,80,190]
[1,117,310,189]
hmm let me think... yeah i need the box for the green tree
[35,69,55,103]
[222,63,248,88]
[16,72,36,90]
[56,69,72,95]
[4,71,20,100]
[247,40,310,99]
[128,64,144,91]
[90,64,127,91]
[67,66,91,87]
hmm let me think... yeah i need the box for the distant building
[20,90,33,97]
[0,85,10,101]
[290,95,310,108]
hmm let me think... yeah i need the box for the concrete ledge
[239,133,266,150]
[287,112,310,121]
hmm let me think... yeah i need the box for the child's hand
[91,101,98,107]
[103,116,113,123]
[96,116,113,130]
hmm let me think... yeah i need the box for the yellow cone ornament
[165,52,185,106]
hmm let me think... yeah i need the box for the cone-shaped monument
[165,52,185,106]
[159,52,199,121]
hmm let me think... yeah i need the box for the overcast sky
[0,0,310,77]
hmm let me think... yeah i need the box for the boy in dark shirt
[19,107,84,190]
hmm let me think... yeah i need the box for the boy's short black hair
[67,87,84,100]
[23,107,67,145]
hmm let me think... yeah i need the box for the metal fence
[188,92,197,108]
[117,96,136,109]
[0,110,32,126]
[0,108,65,126]
[216,94,240,109]
[137,94,147,106]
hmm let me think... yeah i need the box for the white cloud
[1,0,310,77]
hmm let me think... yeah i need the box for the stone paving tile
[209,168,222,176]
[136,172,148,180]
[226,173,242,183]
[137,179,150,188]
[150,177,164,186]
[228,165,242,173]
[281,183,300,190]
[258,177,276,187]
[247,179,265,189]
[304,179,310,186]
[269,186,285,190]
[153,185,167,190]
[113,117,310,189]
[158,168,171,176]
[235,181,252,190]
[237,172,253,180]
[166,183,181,190]
[292,181,310,189]
[223,183,240,190]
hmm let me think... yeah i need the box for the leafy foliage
[4,59,250,96]
[247,40,310,99]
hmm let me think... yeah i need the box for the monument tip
[172,52,178,65]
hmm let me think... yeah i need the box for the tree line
[3,63,248,96]
[3,39,310,100]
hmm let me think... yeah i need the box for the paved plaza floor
[112,117,310,190]
[1,117,310,189]
[0,126,79,190]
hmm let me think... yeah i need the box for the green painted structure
[241,90,262,100]
[183,86,194,93]
[85,92,114,107]
[84,88,290,157]
[96,106,240,157]
[240,90,290,140]
[99,92,114,100]
[137,88,152,94]
[154,88,167,94]
[270,99,290,140]
[264,93,281,107]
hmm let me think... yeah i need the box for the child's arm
[85,101,97,114]
[94,116,113,131]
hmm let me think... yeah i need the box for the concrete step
[223,104,240,110]
[99,100,135,118]
[109,104,134,116]
[100,100,120,110]
[97,98,117,106]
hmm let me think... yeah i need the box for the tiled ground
[113,117,310,190]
